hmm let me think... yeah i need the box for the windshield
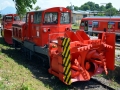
[44,12,58,24]
[14,16,20,21]
[60,12,70,24]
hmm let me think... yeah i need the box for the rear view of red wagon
[1,14,20,44]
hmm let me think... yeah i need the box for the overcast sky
[0,0,120,10]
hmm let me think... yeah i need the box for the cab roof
[82,16,120,19]
[27,7,71,13]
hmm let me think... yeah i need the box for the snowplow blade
[98,32,115,70]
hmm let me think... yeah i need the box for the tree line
[0,1,119,19]
[66,1,119,16]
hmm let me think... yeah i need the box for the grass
[71,24,79,30]
[0,39,49,90]
[0,36,120,90]
[103,66,120,89]
[0,37,72,90]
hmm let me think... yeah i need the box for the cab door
[84,21,88,31]
[31,11,42,46]
[88,20,92,32]
[25,12,34,40]
[118,22,120,31]
[116,22,120,39]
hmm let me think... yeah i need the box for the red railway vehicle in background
[11,7,115,85]
[80,17,120,39]
[1,14,20,44]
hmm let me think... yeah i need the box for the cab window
[5,16,13,22]
[44,12,58,24]
[26,13,29,23]
[33,11,42,24]
[60,12,70,24]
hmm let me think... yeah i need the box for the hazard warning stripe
[63,55,70,66]
[64,63,71,75]
[61,38,71,85]
[62,38,70,56]
[62,38,70,47]
[64,62,71,85]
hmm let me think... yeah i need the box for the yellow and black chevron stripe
[61,38,71,85]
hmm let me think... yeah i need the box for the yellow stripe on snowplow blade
[62,37,71,85]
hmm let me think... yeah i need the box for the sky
[0,0,120,10]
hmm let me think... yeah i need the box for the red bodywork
[80,17,120,35]
[12,7,115,85]
[12,7,71,46]
[12,21,26,42]
[2,14,20,44]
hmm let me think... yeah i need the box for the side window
[93,21,99,28]
[118,22,120,29]
[80,21,84,26]
[26,13,29,23]
[108,22,115,29]
[60,12,70,24]
[44,12,58,24]
[31,15,33,23]
[33,11,42,24]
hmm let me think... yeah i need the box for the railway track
[91,78,115,90]
[90,44,120,90]
[71,77,116,90]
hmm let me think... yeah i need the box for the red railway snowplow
[11,7,115,85]
[48,30,115,85]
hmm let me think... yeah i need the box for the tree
[79,5,90,11]
[34,6,41,10]
[67,1,118,16]
[105,3,113,9]
[84,1,95,11]
[66,6,71,10]
[74,6,79,11]
[105,8,117,16]
[13,0,37,19]
[99,5,106,11]
[95,4,99,11]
